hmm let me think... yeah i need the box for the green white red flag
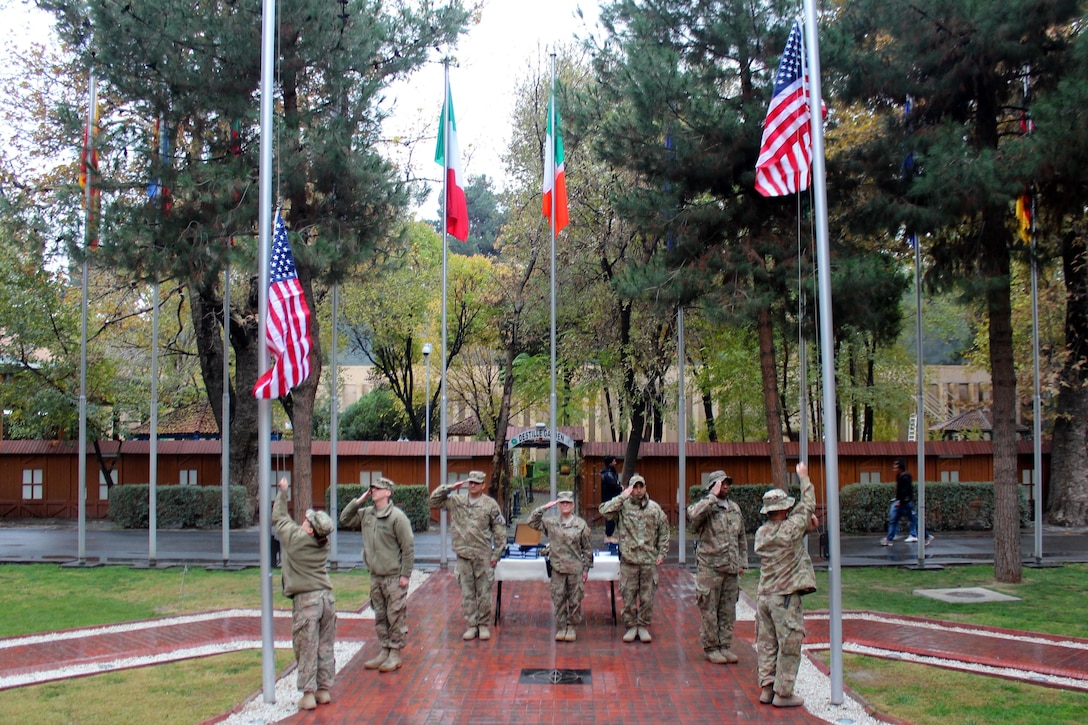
[542,95,569,233]
[435,86,469,242]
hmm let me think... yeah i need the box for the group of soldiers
[273,461,817,712]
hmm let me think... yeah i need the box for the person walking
[754,462,818,708]
[429,470,506,641]
[599,473,669,643]
[528,490,593,642]
[600,455,622,543]
[272,478,337,711]
[686,470,747,664]
[881,457,933,545]
[339,477,415,673]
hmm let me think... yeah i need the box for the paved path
[2,568,1086,723]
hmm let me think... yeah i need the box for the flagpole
[256,0,277,699]
[77,69,96,564]
[329,282,340,569]
[221,255,231,565]
[548,53,558,504]
[676,305,686,563]
[149,277,160,565]
[439,62,451,568]
[1029,188,1043,564]
[801,0,844,704]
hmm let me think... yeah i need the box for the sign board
[508,427,575,450]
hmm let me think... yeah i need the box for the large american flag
[252,211,312,399]
[755,20,814,197]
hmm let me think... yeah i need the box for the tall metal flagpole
[221,256,231,565]
[149,278,160,565]
[439,62,451,568]
[256,0,277,699]
[801,1,844,703]
[77,69,96,564]
[548,54,558,503]
[329,283,340,569]
[1030,190,1044,564]
[914,235,929,567]
[676,306,686,564]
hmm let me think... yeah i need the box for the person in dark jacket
[600,455,622,542]
[881,458,933,545]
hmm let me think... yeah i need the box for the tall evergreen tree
[828,0,1082,581]
[40,0,471,511]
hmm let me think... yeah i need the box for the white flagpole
[548,53,558,503]
[677,306,686,563]
[221,256,231,565]
[256,0,277,700]
[77,69,96,564]
[801,0,844,703]
[439,62,451,568]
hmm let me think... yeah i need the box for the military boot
[772,693,804,708]
[298,692,317,710]
[622,627,638,643]
[477,625,491,641]
[555,627,567,641]
[462,626,478,641]
[637,626,652,643]
[379,648,402,672]
[315,689,332,704]
[719,649,739,663]
[363,647,390,670]
[704,649,728,664]
[759,686,775,704]
[565,627,577,642]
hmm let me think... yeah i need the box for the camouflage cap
[306,509,334,537]
[707,470,731,485]
[557,490,575,503]
[467,470,486,483]
[760,488,795,514]
[370,477,395,491]
[629,474,646,487]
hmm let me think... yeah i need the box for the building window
[860,471,881,484]
[359,471,382,487]
[99,471,109,501]
[22,469,43,500]
[180,469,198,486]
[940,470,960,482]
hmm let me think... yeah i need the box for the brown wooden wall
[0,439,1049,521]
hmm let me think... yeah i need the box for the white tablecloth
[495,553,620,582]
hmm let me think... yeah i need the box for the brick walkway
[2,567,1086,722]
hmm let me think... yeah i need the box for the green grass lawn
[2,562,1086,723]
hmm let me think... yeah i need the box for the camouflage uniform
[687,491,747,655]
[340,496,415,652]
[599,493,669,628]
[273,488,336,697]
[429,482,506,628]
[754,474,817,700]
[528,503,593,630]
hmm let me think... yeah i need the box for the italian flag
[435,86,469,242]
[542,95,569,233]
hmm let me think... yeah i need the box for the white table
[494,553,620,624]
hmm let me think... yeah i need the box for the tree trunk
[701,386,717,442]
[1048,232,1088,525]
[986,240,1021,584]
[757,306,788,489]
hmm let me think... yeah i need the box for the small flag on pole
[755,20,815,197]
[435,86,469,242]
[542,95,569,232]
[79,105,100,249]
[253,211,313,399]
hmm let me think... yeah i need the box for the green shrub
[327,484,430,533]
[109,485,250,529]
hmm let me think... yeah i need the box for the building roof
[130,402,222,439]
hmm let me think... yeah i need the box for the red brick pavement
[279,568,821,725]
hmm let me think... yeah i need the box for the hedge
[687,481,1030,535]
[109,484,251,529]
[327,484,430,533]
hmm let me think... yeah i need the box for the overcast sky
[0,0,601,217]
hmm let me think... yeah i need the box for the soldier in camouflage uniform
[429,470,506,641]
[687,469,747,664]
[599,474,669,643]
[272,478,337,711]
[340,476,415,673]
[528,490,593,642]
[754,461,817,708]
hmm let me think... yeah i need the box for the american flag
[755,20,814,197]
[252,211,312,399]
